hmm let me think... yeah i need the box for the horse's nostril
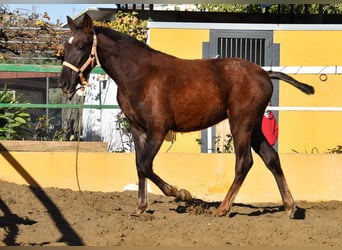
[59,83,68,94]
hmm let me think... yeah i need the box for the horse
[60,14,314,218]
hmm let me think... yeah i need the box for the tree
[0,7,69,64]
[195,4,342,14]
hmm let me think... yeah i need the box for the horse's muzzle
[59,80,71,94]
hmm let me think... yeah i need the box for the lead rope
[75,89,116,214]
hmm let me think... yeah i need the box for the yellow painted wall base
[0,152,341,203]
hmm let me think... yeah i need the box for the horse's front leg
[130,125,149,215]
[136,168,148,214]
[131,126,192,215]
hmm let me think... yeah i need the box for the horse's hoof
[286,208,295,219]
[283,203,296,218]
[129,211,140,217]
[288,205,306,220]
[179,189,192,201]
[130,209,144,217]
[213,208,228,217]
[132,204,147,216]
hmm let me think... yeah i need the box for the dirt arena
[0,180,340,246]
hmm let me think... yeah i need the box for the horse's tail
[267,70,315,95]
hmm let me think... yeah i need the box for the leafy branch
[93,11,148,43]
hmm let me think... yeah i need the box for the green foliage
[93,11,148,43]
[114,111,134,152]
[34,115,50,140]
[115,111,131,135]
[196,134,235,153]
[196,4,261,13]
[326,145,342,154]
[323,4,342,14]
[34,114,69,141]
[292,145,342,154]
[0,86,31,140]
[291,147,319,154]
[272,4,342,14]
[219,134,234,153]
[52,128,68,141]
[195,4,342,14]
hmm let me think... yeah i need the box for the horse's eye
[78,45,84,50]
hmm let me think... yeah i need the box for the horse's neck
[96,32,150,85]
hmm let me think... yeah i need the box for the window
[217,37,266,65]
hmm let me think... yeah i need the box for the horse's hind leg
[214,119,254,217]
[130,125,192,215]
[251,125,296,218]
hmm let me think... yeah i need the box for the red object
[262,111,278,146]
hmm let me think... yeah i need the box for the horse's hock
[0,140,341,203]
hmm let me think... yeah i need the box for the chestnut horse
[60,14,314,218]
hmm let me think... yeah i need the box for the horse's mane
[94,26,156,52]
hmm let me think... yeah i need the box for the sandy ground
[0,180,341,246]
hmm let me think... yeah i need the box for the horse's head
[59,14,98,98]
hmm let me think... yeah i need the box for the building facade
[148,22,342,153]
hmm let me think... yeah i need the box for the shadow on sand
[0,144,84,245]
[172,198,306,219]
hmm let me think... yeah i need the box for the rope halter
[62,30,101,88]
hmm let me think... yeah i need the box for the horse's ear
[82,14,93,33]
[67,16,76,31]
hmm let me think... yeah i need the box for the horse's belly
[173,109,227,132]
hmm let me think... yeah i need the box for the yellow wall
[274,31,342,153]
[149,29,209,59]
[1,151,341,203]
[148,26,342,154]
[149,28,210,153]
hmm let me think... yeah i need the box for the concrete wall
[1,151,341,203]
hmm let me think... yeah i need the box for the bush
[0,86,31,140]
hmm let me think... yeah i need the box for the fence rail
[268,106,342,112]
[1,64,342,75]
[0,64,105,74]
[0,103,120,109]
[262,66,342,74]
[0,103,341,111]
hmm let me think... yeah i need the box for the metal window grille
[217,37,266,65]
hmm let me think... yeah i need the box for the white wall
[82,73,133,152]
